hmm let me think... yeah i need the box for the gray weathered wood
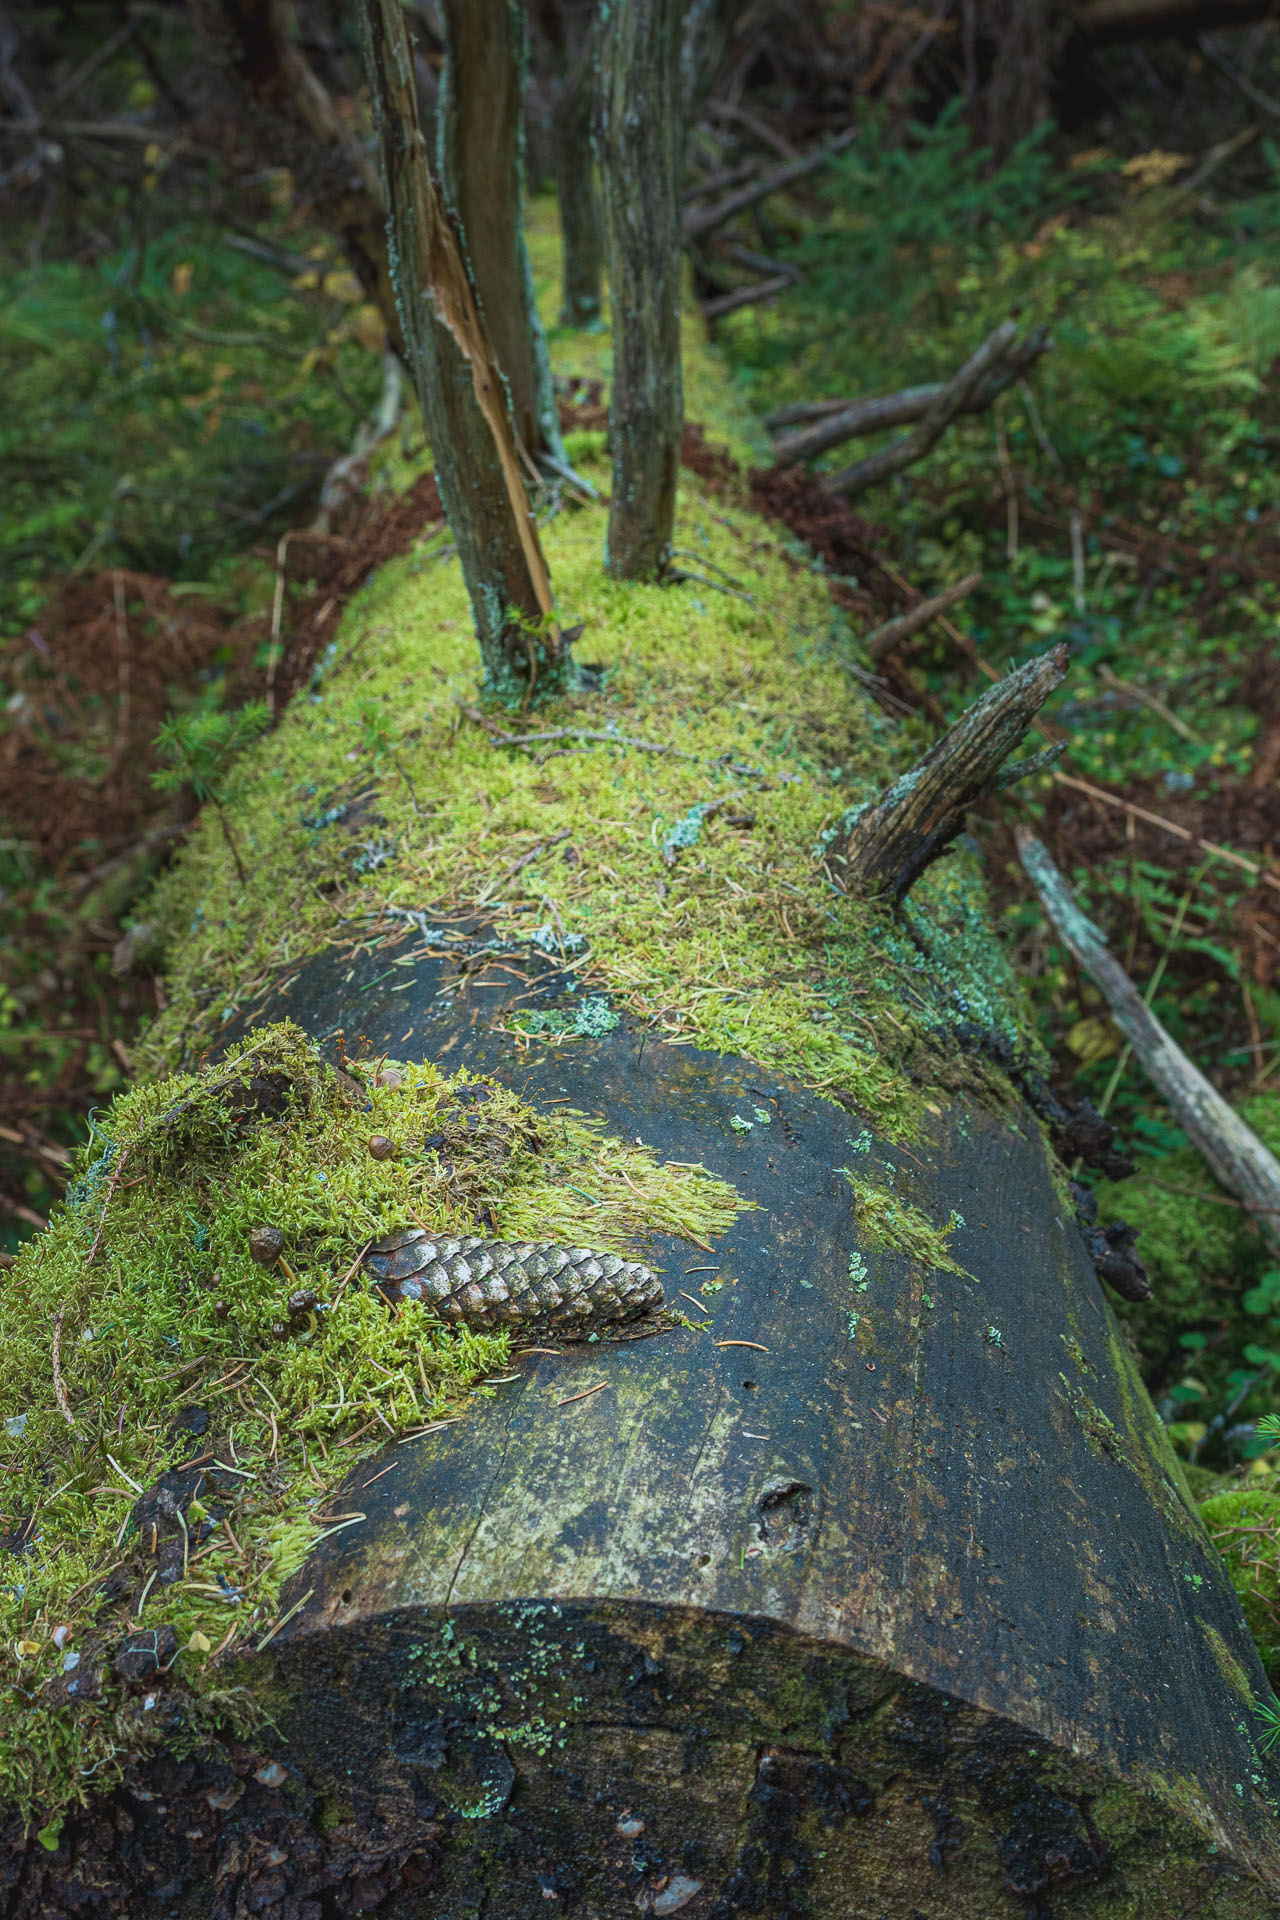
[837,644,1066,901]
[1020,828,1280,1257]
[595,0,685,579]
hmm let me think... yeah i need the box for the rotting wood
[768,328,1051,464]
[835,644,1067,903]
[828,321,1021,499]
[865,572,982,664]
[1019,829,1280,1258]
[357,0,562,700]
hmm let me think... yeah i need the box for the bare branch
[834,645,1067,902]
[702,272,793,320]
[827,321,1020,498]
[770,328,1051,464]
[865,572,982,664]
[682,128,855,241]
[1018,829,1280,1257]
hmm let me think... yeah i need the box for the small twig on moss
[865,573,982,664]
[834,645,1067,903]
[1018,828,1280,1258]
[479,721,701,760]
[86,1146,129,1268]
[51,1308,75,1428]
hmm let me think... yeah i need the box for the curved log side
[215,941,1280,1916]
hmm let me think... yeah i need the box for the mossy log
[6,280,1280,1912]
[10,944,1280,1915]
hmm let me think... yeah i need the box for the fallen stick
[835,644,1067,902]
[682,129,856,242]
[865,572,982,663]
[828,321,1020,499]
[1017,829,1280,1258]
[769,329,1051,464]
[702,273,794,320]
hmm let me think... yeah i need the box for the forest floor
[8,80,1280,1652]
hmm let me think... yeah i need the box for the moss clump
[0,1021,744,1828]
[841,1164,970,1279]
[1199,1485,1280,1681]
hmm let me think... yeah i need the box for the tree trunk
[194,0,404,359]
[358,0,567,705]
[542,0,604,328]
[595,0,685,580]
[437,0,565,468]
[12,965,1280,1913]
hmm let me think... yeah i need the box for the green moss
[1199,1486,1280,1681]
[841,1165,970,1280]
[0,1022,744,1827]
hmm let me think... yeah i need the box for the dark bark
[770,328,1051,466]
[192,0,404,359]
[358,0,565,703]
[436,0,564,466]
[835,644,1067,902]
[595,0,685,580]
[540,0,604,327]
[1075,0,1274,39]
[14,959,1280,1911]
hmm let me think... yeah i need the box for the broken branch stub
[835,645,1067,903]
[1018,829,1280,1258]
[828,321,1020,500]
[357,0,562,700]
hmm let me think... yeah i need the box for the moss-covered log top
[4,222,1280,1911]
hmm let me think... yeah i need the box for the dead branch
[834,645,1067,902]
[682,129,855,242]
[1018,830,1280,1258]
[1074,0,1272,42]
[865,572,982,664]
[826,321,1020,498]
[769,329,1051,465]
[702,272,793,320]
[1197,34,1280,119]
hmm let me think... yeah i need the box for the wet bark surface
[8,929,1280,1915]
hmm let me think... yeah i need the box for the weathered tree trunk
[194,0,404,359]
[595,0,685,579]
[542,0,605,328]
[358,0,567,704]
[437,0,565,467]
[14,959,1280,1914]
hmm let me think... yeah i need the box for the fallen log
[4,352,1280,1917]
[769,327,1052,466]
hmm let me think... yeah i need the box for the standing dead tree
[358,0,564,703]
[595,0,685,578]
[437,0,566,468]
[536,0,605,328]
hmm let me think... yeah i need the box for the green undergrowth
[1197,1485,1280,1683]
[0,1021,744,1827]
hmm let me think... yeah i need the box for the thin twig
[1050,771,1280,895]
[865,573,982,663]
[556,1380,611,1407]
[52,1308,75,1429]
[86,1147,129,1267]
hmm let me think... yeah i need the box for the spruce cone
[363,1229,663,1337]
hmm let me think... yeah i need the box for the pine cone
[363,1229,663,1337]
